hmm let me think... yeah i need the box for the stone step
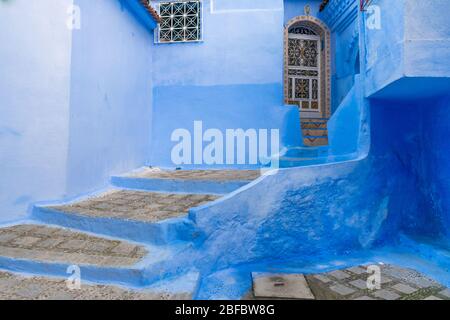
[33,190,220,244]
[302,128,328,137]
[301,118,328,123]
[0,223,149,285]
[112,167,261,194]
[303,136,329,147]
[0,269,198,300]
[301,122,327,129]
[0,223,195,287]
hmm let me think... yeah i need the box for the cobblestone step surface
[0,271,192,300]
[46,190,219,223]
[0,224,147,267]
[125,168,261,181]
[111,168,262,194]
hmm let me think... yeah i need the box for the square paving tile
[328,270,350,280]
[392,283,417,294]
[372,289,401,300]
[329,284,355,296]
[252,273,315,300]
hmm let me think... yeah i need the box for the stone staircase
[0,168,261,299]
[301,118,329,147]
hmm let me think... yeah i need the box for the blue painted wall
[283,0,321,24]
[365,0,450,98]
[0,0,73,222]
[0,0,154,222]
[327,75,363,157]
[149,0,305,168]
[65,0,154,195]
[187,94,449,273]
[179,0,450,279]
[421,95,450,237]
[318,0,359,113]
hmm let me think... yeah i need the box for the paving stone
[32,226,59,237]
[0,277,20,291]
[111,242,137,256]
[128,168,261,181]
[353,295,375,300]
[380,276,393,284]
[0,232,18,243]
[252,273,315,300]
[328,270,350,280]
[349,279,369,290]
[347,266,366,275]
[48,190,220,223]
[382,264,439,288]
[11,225,36,233]
[413,277,438,288]
[57,239,88,251]
[0,271,192,300]
[392,283,418,294]
[83,241,116,253]
[438,288,450,298]
[329,284,355,296]
[251,264,450,300]
[313,274,331,283]
[0,224,146,267]
[372,289,401,300]
[13,283,46,299]
[11,236,41,247]
[35,238,65,249]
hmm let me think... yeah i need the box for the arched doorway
[284,16,331,120]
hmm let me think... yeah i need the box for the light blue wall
[332,20,359,112]
[283,0,321,24]
[65,0,154,195]
[327,75,363,156]
[365,0,450,98]
[404,0,450,77]
[0,0,154,222]
[149,0,303,168]
[318,0,359,113]
[0,0,73,222]
[364,0,405,97]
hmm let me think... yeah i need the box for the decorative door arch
[284,16,331,119]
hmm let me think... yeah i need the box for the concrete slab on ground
[252,273,315,300]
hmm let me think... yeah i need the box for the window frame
[153,0,204,44]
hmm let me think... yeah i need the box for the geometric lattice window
[155,1,202,43]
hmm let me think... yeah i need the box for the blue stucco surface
[0,0,154,222]
[0,0,74,222]
[66,0,154,195]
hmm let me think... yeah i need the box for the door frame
[284,15,331,120]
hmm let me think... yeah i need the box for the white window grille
[154,0,203,43]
